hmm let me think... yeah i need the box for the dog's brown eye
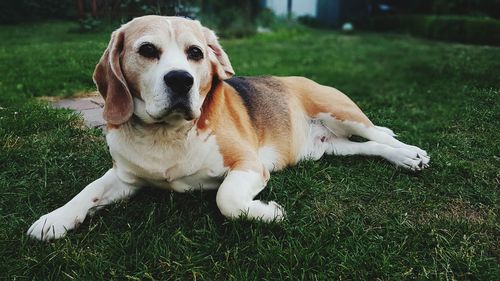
[187,46,203,61]
[138,43,159,59]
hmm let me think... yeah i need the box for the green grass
[1,21,499,280]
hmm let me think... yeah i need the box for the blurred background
[1,0,499,44]
[1,2,499,280]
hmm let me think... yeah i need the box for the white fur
[258,146,280,171]
[216,170,284,221]
[106,122,227,190]
[298,113,430,171]
[27,169,137,241]
[374,125,396,137]
[299,118,334,161]
[326,139,429,171]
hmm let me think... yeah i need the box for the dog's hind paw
[390,148,430,171]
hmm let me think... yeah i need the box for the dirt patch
[441,198,490,224]
[416,198,492,225]
[39,91,105,129]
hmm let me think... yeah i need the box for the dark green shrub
[431,0,500,18]
[198,0,261,38]
[0,0,75,23]
[217,8,256,38]
[395,0,500,19]
[367,15,500,45]
[118,0,196,19]
[256,8,276,27]
[298,15,324,28]
[78,16,102,32]
[427,16,464,41]
[463,17,500,44]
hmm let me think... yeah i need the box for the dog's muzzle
[162,70,195,120]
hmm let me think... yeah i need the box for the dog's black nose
[164,70,193,95]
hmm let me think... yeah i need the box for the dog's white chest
[106,124,226,191]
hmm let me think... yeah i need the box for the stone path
[52,92,106,129]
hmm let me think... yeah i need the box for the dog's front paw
[267,201,286,221]
[247,200,286,222]
[27,208,85,241]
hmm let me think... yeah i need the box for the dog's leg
[216,168,284,222]
[318,115,430,169]
[374,125,396,137]
[353,125,428,157]
[325,138,428,171]
[27,168,138,241]
[352,124,430,167]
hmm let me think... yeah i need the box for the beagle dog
[28,16,429,241]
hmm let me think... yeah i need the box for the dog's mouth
[145,107,195,124]
[133,96,198,126]
[168,101,195,121]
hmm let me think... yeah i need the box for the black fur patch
[224,76,291,133]
[225,76,257,120]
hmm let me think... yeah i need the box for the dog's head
[93,16,234,126]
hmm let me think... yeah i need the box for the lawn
[0,21,499,280]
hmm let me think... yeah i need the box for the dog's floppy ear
[202,27,235,80]
[93,30,133,125]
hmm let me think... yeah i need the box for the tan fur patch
[279,76,373,127]
[196,81,268,178]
